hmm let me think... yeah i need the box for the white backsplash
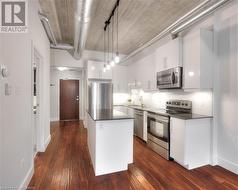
[113,93,130,105]
[129,90,213,115]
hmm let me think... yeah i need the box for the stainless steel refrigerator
[88,80,113,113]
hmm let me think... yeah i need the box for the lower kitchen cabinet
[170,117,211,170]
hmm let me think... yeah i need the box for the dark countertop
[114,105,213,120]
[87,109,134,121]
[170,113,213,120]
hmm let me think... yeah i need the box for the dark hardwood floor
[28,121,238,190]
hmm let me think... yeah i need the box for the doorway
[32,48,42,156]
[60,79,79,121]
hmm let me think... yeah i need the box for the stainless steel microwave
[157,67,182,89]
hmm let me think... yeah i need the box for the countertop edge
[114,105,213,120]
[87,110,134,121]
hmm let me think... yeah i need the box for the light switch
[5,83,12,96]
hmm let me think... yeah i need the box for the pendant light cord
[117,4,119,54]
[112,15,114,59]
[108,25,110,64]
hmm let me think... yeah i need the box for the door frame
[31,45,44,155]
[59,78,81,120]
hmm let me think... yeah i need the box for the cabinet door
[170,117,186,165]
[112,66,128,93]
[183,30,201,89]
[155,38,181,72]
[183,29,213,89]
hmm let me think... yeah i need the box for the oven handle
[171,72,176,84]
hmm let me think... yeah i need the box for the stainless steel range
[147,100,192,160]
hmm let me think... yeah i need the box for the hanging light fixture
[114,3,120,64]
[103,0,120,65]
[110,14,115,67]
[107,23,111,70]
[103,29,106,72]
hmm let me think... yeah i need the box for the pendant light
[110,14,115,67]
[114,5,120,64]
[106,24,111,70]
[103,29,106,72]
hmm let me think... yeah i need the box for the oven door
[147,114,169,143]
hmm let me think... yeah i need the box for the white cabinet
[183,29,213,89]
[170,117,211,170]
[155,37,182,72]
[127,55,157,92]
[112,65,128,93]
[87,61,112,79]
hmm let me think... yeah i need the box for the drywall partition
[0,0,50,189]
[215,1,238,174]
[0,31,3,188]
[29,0,51,152]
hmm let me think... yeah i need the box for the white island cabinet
[170,117,212,170]
[87,110,134,176]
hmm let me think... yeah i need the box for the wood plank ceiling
[39,0,206,55]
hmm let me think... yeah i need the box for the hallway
[28,121,238,190]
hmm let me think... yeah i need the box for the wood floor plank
[28,121,238,190]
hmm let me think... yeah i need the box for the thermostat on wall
[1,65,9,78]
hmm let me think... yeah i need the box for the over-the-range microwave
[157,67,183,89]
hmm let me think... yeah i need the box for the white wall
[0,0,50,189]
[50,69,84,121]
[214,1,238,174]
[51,49,84,68]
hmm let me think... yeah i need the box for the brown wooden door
[60,80,79,120]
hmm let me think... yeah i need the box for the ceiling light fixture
[110,13,115,67]
[114,3,120,64]
[103,27,107,72]
[107,23,111,70]
[103,0,120,65]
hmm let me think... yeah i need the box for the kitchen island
[86,109,134,176]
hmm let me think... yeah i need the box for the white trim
[218,157,238,174]
[18,165,34,190]
[44,135,51,151]
[50,117,59,122]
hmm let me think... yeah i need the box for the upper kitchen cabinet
[112,65,128,93]
[127,54,157,92]
[183,29,213,89]
[155,37,182,72]
[87,60,112,80]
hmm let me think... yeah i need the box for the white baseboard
[218,157,238,174]
[50,117,59,122]
[18,165,34,190]
[44,135,51,151]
